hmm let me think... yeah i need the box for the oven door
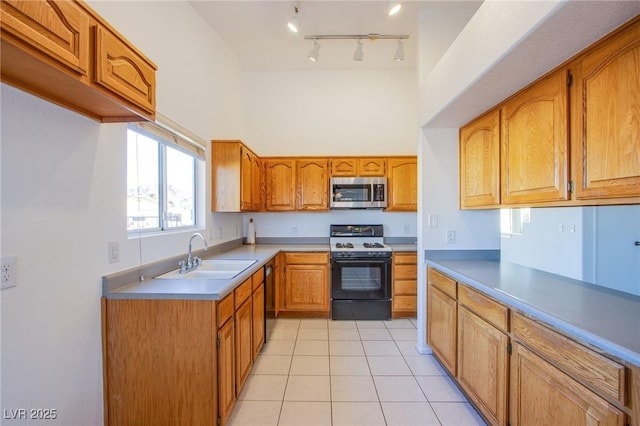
[331,258,391,300]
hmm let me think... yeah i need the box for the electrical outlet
[108,241,120,264]
[1,256,17,289]
[292,225,298,235]
[446,230,456,244]
[428,214,438,228]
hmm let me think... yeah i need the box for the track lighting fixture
[353,39,364,61]
[308,39,320,62]
[394,39,405,61]
[304,34,408,62]
[287,5,300,33]
[387,2,402,16]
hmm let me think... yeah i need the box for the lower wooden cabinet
[102,298,218,426]
[427,268,457,376]
[426,265,637,426]
[392,252,417,318]
[234,296,253,394]
[252,282,265,360]
[278,252,330,316]
[457,305,509,426]
[217,317,235,425]
[510,343,624,426]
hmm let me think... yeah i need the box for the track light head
[353,39,364,61]
[287,6,300,33]
[394,39,405,61]
[308,40,320,62]
[387,2,402,16]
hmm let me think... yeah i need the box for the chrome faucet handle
[194,256,202,267]
[179,260,187,273]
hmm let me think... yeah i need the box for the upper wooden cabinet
[501,69,570,205]
[0,0,90,75]
[571,19,640,201]
[460,16,640,208]
[0,0,157,122]
[94,25,156,115]
[297,159,329,211]
[264,159,296,211]
[387,157,418,211]
[330,157,386,177]
[264,158,329,211]
[459,109,501,209]
[211,141,262,212]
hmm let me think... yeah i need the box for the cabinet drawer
[234,278,252,308]
[217,293,234,326]
[427,268,457,299]
[252,267,264,291]
[458,285,508,332]
[512,312,625,404]
[393,295,417,311]
[394,264,417,280]
[393,252,417,264]
[394,280,417,295]
[284,252,329,265]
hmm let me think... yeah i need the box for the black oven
[331,256,392,320]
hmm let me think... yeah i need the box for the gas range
[329,224,392,258]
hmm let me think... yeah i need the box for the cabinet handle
[635,241,640,246]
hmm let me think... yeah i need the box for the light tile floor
[227,318,487,426]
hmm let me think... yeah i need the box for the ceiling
[189,1,482,72]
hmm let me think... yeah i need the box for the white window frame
[127,117,205,235]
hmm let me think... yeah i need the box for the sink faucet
[179,232,208,273]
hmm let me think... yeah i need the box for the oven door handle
[331,259,391,266]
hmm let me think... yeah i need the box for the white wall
[244,211,417,240]
[1,2,245,424]
[242,70,417,156]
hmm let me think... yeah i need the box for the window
[127,124,201,232]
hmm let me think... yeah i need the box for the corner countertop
[425,251,640,366]
[104,244,330,301]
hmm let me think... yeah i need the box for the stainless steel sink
[156,259,257,280]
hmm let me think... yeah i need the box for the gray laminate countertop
[104,244,329,301]
[425,252,640,366]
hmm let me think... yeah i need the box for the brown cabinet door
[501,69,569,205]
[387,157,417,211]
[358,158,386,176]
[297,159,329,210]
[94,26,156,114]
[0,0,90,75]
[264,159,296,211]
[510,343,625,426]
[459,109,501,208]
[572,20,640,200]
[217,319,235,425]
[457,306,508,425]
[240,147,253,211]
[284,264,329,312]
[252,283,265,360]
[251,155,262,211]
[427,285,457,376]
[331,158,357,176]
[234,299,253,395]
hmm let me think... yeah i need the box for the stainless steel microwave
[330,177,387,209]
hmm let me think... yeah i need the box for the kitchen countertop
[104,241,420,302]
[425,251,640,366]
[104,243,330,301]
